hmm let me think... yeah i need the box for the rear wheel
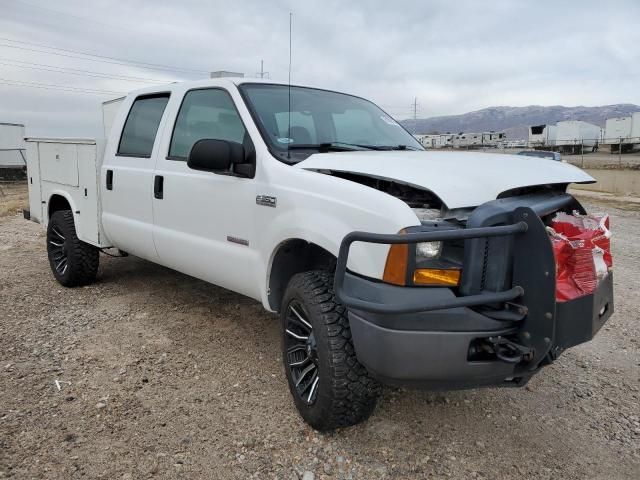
[281,270,381,431]
[47,210,99,287]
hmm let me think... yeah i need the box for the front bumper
[334,193,614,388]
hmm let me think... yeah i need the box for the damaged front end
[334,192,614,389]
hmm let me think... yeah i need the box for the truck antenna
[287,12,292,160]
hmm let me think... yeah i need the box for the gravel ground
[0,185,639,479]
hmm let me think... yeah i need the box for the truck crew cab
[25,78,614,430]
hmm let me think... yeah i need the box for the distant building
[0,122,26,169]
[210,71,244,78]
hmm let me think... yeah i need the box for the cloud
[0,0,639,136]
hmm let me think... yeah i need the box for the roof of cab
[118,77,325,100]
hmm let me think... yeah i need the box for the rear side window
[168,88,246,160]
[117,94,170,157]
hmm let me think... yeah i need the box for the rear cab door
[101,92,171,260]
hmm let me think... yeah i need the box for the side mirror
[187,139,245,174]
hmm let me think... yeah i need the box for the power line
[12,0,140,35]
[0,58,169,83]
[0,37,208,75]
[0,77,124,95]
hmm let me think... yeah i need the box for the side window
[117,94,170,157]
[169,89,246,160]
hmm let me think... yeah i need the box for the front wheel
[281,270,381,431]
[47,210,99,287]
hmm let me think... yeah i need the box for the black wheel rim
[49,226,68,276]
[284,300,319,405]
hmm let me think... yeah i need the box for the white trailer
[528,124,557,148]
[481,132,506,147]
[452,132,504,149]
[414,134,437,148]
[554,121,601,153]
[414,134,454,149]
[604,116,632,144]
[453,132,482,148]
[437,133,454,147]
[631,112,640,145]
[601,113,640,152]
[0,122,26,169]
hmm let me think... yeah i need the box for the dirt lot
[1,182,639,479]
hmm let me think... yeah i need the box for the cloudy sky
[1,0,639,137]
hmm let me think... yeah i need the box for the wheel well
[268,239,336,312]
[48,195,71,221]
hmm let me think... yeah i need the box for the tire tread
[283,270,381,430]
[47,210,99,287]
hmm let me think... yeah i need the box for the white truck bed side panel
[76,143,101,244]
[25,141,43,223]
[26,138,107,247]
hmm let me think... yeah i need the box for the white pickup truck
[25,78,614,430]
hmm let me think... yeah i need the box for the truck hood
[295,151,595,209]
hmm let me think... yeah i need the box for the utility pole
[412,97,418,120]
[256,60,269,79]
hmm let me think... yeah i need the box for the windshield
[239,83,423,162]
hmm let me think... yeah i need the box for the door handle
[154,175,164,199]
[106,170,113,190]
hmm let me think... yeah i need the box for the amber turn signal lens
[413,268,461,286]
[383,243,409,286]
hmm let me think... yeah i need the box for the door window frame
[116,92,171,158]
[165,87,253,162]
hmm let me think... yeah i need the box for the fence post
[619,137,622,166]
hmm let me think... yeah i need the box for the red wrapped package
[547,213,612,302]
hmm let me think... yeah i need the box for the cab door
[151,87,260,299]
[101,93,170,260]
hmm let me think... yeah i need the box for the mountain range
[400,104,640,140]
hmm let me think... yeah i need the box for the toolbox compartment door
[39,142,79,187]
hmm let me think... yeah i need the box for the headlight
[383,228,462,287]
[416,241,442,260]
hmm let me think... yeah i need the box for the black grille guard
[334,193,576,316]
[334,222,528,314]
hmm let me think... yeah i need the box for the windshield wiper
[286,142,367,152]
[289,142,417,152]
[285,142,422,153]
[355,144,421,151]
